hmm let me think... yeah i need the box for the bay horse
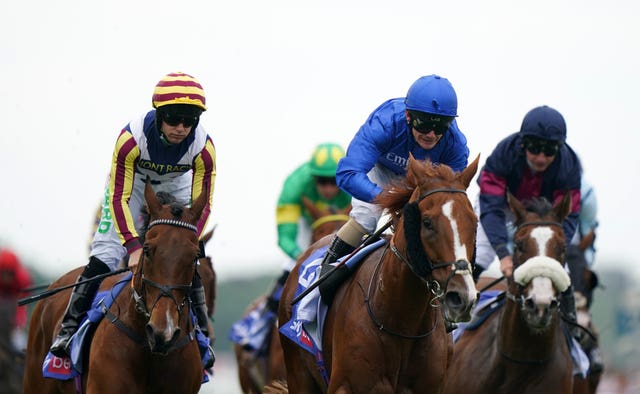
[277,155,479,393]
[23,182,209,393]
[234,197,350,393]
[444,193,574,394]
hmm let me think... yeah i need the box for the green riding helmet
[309,143,345,177]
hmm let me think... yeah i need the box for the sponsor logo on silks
[385,152,409,169]
[98,189,112,234]
[137,159,192,175]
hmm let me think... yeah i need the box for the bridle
[362,187,471,339]
[393,188,472,291]
[501,219,565,365]
[505,219,563,307]
[134,219,198,320]
[108,218,199,350]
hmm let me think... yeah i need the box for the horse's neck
[375,250,439,319]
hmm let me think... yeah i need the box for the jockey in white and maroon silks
[51,72,216,363]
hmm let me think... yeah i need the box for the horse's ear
[507,192,527,223]
[579,229,596,252]
[301,196,322,220]
[191,182,210,219]
[459,154,480,189]
[144,178,162,218]
[200,225,216,245]
[553,192,572,221]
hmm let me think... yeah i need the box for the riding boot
[265,270,289,315]
[318,235,355,305]
[50,256,110,357]
[560,286,579,338]
[191,275,210,337]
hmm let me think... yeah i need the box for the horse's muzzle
[146,324,181,355]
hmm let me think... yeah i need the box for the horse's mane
[376,161,457,214]
[140,191,184,239]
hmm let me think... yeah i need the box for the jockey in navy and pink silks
[50,72,216,361]
[473,105,582,281]
[317,74,470,304]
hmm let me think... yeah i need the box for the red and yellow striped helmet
[152,72,207,111]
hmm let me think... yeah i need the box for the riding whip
[291,218,393,305]
[17,268,129,306]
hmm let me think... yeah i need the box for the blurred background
[2,0,639,392]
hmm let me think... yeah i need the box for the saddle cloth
[279,239,386,383]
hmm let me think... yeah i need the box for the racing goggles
[524,138,560,157]
[409,111,453,136]
[160,111,199,128]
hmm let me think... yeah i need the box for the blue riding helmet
[519,105,567,143]
[404,75,458,117]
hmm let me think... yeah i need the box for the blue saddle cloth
[279,238,387,385]
[42,272,213,383]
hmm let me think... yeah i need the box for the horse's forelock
[523,197,553,217]
[169,203,184,219]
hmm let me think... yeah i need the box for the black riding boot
[561,286,579,338]
[318,236,355,305]
[265,270,290,314]
[191,275,210,337]
[50,256,110,357]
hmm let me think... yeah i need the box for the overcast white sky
[1,0,639,281]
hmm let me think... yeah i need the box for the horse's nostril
[445,292,463,307]
[549,299,559,309]
[524,297,536,311]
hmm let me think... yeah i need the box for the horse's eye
[143,245,151,257]
[422,217,434,231]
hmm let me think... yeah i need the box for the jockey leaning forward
[317,74,470,305]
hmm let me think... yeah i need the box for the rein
[359,244,440,339]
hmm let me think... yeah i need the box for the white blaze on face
[443,201,476,293]
[531,227,554,256]
[442,201,466,261]
[521,226,564,301]
[163,309,177,341]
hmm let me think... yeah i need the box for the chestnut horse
[23,182,209,393]
[234,197,350,393]
[278,156,479,393]
[445,193,574,394]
